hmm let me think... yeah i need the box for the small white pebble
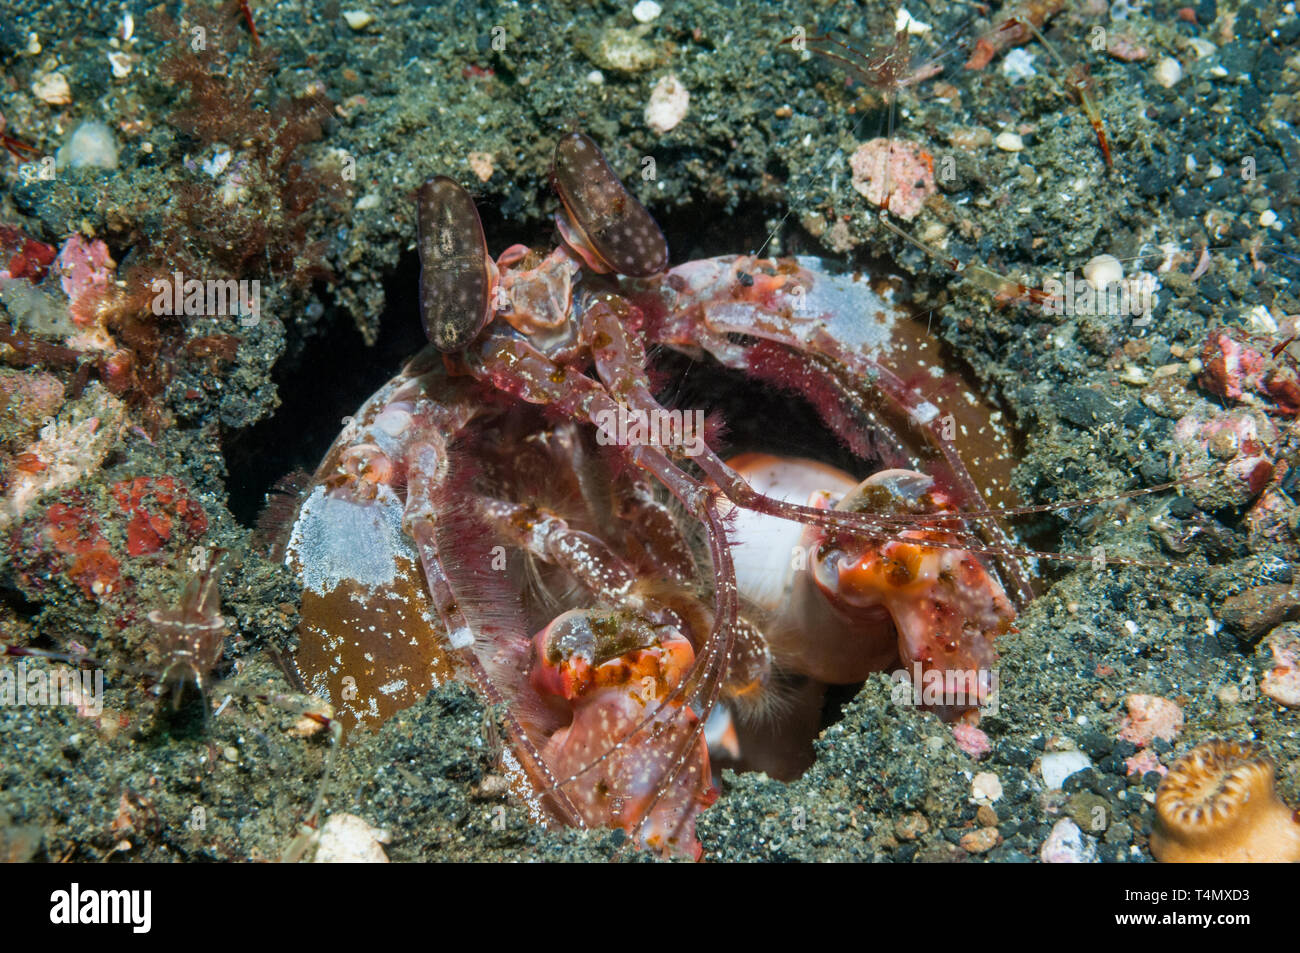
[1083,253,1124,290]
[632,0,662,23]
[645,73,689,134]
[107,50,132,78]
[1260,209,1278,227]
[201,147,232,178]
[895,7,932,34]
[994,131,1024,152]
[32,71,71,105]
[1119,364,1149,385]
[342,10,374,30]
[587,69,605,85]
[1001,48,1037,80]
[1041,749,1092,789]
[971,771,1003,802]
[1186,37,1217,59]
[1124,619,1139,635]
[1247,304,1278,333]
[313,813,391,863]
[1041,818,1098,863]
[56,120,119,170]
[355,193,381,210]
[1154,57,1183,88]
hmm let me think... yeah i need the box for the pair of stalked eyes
[418,132,669,352]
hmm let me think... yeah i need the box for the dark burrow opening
[222,195,826,526]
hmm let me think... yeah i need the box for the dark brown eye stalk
[552,132,669,278]
[417,175,496,352]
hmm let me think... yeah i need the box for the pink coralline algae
[109,476,210,557]
[1105,35,1150,62]
[849,138,936,221]
[952,722,992,759]
[1118,693,1182,778]
[1173,407,1276,507]
[1198,327,1300,416]
[9,476,208,605]
[1261,625,1300,708]
[56,234,116,330]
[1124,748,1166,778]
[0,225,57,281]
[1117,693,1184,747]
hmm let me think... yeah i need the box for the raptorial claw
[552,132,669,277]
[530,609,717,858]
[417,175,497,352]
[810,470,1013,718]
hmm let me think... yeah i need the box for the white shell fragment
[313,813,392,863]
[895,7,932,34]
[994,131,1024,152]
[1155,57,1183,88]
[1041,818,1098,863]
[632,0,662,23]
[646,73,689,134]
[1040,749,1092,789]
[342,10,374,30]
[1083,253,1124,290]
[971,771,1003,803]
[32,71,71,105]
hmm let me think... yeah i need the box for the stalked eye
[417,176,494,352]
[553,132,669,278]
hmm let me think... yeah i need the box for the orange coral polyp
[1150,739,1300,863]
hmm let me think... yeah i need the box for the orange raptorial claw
[530,609,715,858]
[552,132,669,277]
[809,470,1013,717]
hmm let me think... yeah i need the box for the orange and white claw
[811,470,1014,718]
[723,453,900,684]
[528,609,717,859]
[724,456,1014,719]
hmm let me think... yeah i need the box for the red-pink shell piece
[417,176,494,352]
[553,132,669,277]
